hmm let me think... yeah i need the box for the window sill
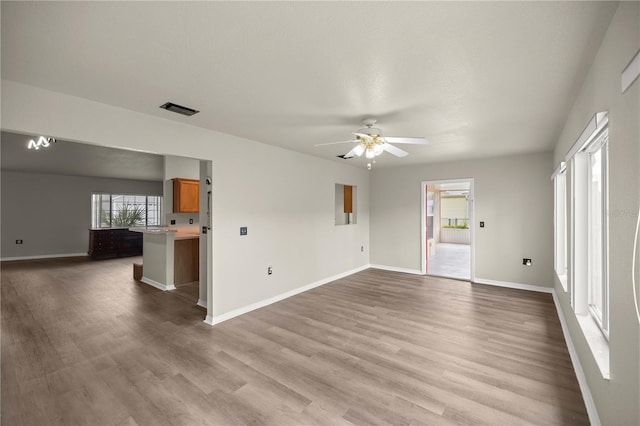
[576,313,610,379]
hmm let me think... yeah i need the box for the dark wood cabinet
[174,238,199,284]
[88,228,143,259]
[172,178,199,213]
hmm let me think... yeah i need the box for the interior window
[335,184,357,225]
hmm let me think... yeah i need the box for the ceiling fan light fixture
[365,148,376,159]
[357,127,382,137]
[315,118,426,161]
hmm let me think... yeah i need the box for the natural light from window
[564,116,609,379]
[587,136,609,337]
[553,164,567,291]
[91,193,163,229]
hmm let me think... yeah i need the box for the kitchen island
[129,226,199,291]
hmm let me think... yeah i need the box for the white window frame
[564,112,610,378]
[569,130,609,340]
[585,132,609,337]
[568,126,609,339]
[92,193,163,229]
[552,162,568,291]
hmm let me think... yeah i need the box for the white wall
[334,183,345,225]
[552,2,639,425]
[370,151,553,287]
[165,155,200,180]
[1,80,370,320]
[0,170,162,259]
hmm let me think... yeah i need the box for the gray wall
[0,170,162,259]
[552,2,639,424]
[370,151,553,287]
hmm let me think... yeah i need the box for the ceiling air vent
[159,102,199,117]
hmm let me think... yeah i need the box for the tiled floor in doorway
[427,242,470,280]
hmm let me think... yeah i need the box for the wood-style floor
[1,257,588,425]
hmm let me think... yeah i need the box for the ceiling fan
[315,119,427,165]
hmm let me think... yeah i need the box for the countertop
[129,226,200,240]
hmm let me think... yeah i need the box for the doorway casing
[420,178,475,280]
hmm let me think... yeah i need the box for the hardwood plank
[1,257,589,425]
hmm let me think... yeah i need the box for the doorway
[421,179,474,280]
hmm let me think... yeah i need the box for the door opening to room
[421,179,473,280]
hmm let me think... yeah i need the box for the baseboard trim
[197,299,207,308]
[551,290,601,425]
[206,264,370,326]
[473,277,553,294]
[369,264,423,275]
[0,253,88,262]
[140,277,176,291]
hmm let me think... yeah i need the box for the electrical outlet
[268,266,273,275]
[240,227,248,236]
[189,218,194,224]
[523,258,532,266]
[361,245,364,252]
[15,239,23,244]
[170,219,176,225]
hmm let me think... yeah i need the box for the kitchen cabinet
[344,185,353,213]
[174,237,199,284]
[172,178,199,213]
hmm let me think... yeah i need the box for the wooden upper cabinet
[172,178,199,213]
[344,185,353,213]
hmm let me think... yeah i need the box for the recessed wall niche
[335,183,357,225]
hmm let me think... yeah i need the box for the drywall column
[139,231,176,291]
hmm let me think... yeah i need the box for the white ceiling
[1,131,164,181]
[1,2,618,168]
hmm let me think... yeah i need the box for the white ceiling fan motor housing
[357,127,382,137]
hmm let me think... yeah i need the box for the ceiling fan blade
[382,143,408,157]
[384,136,428,145]
[344,144,366,158]
[314,139,359,147]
